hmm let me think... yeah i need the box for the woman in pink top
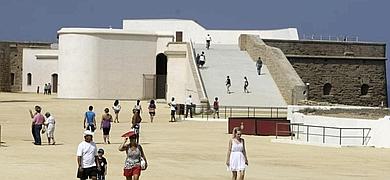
[29,105,45,145]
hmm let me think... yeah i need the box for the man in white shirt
[185,95,193,118]
[77,130,100,180]
[206,34,212,49]
[199,51,206,68]
[169,97,177,122]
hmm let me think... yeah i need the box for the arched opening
[52,73,58,93]
[10,73,15,85]
[27,73,32,86]
[323,83,332,95]
[156,53,167,99]
[361,84,369,96]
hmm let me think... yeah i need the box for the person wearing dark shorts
[148,100,156,123]
[77,130,100,180]
[100,108,113,144]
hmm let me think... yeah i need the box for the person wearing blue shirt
[84,106,96,132]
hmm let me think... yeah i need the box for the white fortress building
[22,19,299,105]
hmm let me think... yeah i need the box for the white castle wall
[123,19,299,45]
[57,28,159,99]
[22,48,58,93]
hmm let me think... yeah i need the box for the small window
[323,83,332,95]
[10,73,15,85]
[361,84,369,96]
[27,73,32,86]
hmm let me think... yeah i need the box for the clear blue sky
[1,0,389,102]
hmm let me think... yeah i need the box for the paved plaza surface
[194,44,286,107]
[0,93,390,180]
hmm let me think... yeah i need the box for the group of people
[29,105,56,145]
[195,51,206,68]
[77,129,148,180]
[225,76,251,94]
[43,83,52,95]
[29,97,249,180]
[78,99,155,180]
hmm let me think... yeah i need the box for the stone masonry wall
[262,39,387,107]
[0,42,52,92]
[290,57,387,107]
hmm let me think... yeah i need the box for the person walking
[77,130,100,180]
[44,84,48,95]
[132,111,142,144]
[185,95,193,118]
[199,51,206,68]
[97,148,108,180]
[44,112,56,145]
[206,34,212,49]
[196,53,200,67]
[168,97,177,122]
[243,77,249,93]
[119,134,148,180]
[47,83,52,95]
[256,57,263,75]
[226,76,232,94]
[213,97,220,119]
[29,105,45,145]
[226,128,248,180]
[100,108,113,144]
[112,100,121,123]
[133,100,142,114]
[148,100,156,123]
[84,106,96,132]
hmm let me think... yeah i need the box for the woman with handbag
[119,133,148,180]
[101,108,113,144]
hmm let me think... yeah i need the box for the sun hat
[84,130,94,136]
[121,130,136,137]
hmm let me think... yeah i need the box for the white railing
[302,34,359,42]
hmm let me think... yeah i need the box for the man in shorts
[84,106,96,132]
[77,130,100,180]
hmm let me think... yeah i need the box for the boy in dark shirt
[97,148,107,180]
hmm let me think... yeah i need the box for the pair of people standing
[29,106,56,145]
[225,76,250,94]
[43,83,52,95]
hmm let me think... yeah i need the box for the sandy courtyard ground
[0,92,390,180]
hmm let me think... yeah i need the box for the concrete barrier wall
[239,34,306,104]
[289,112,390,148]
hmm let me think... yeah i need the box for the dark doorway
[323,83,332,95]
[156,53,167,99]
[52,73,58,93]
[176,31,183,42]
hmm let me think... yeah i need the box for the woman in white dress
[226,127,248,180]
[44,112,56,145]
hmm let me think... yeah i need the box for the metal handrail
[182,105,287,120]
[276,123,371,146]
[189,40,208,99]
[301,34,359,42]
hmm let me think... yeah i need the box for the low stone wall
[239,34,306,105]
